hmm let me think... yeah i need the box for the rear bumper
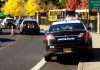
[45,45,92,55]
[22,28,40,32]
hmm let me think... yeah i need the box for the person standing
[89,22,93,32]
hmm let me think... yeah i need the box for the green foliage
[39,18,53,25]
[59,0,68,9]
[51,0,60,5]
[39,0,68,10]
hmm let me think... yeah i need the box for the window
[49,23,85,32]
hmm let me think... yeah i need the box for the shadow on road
[81,48,100,62]
[0,38,15,43]
[49,48,100,65]
[1,32,20,35]
[57,54,79,65]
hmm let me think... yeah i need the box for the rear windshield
[23,21,38,25]
[6,19,14,22]
[49,23,85,32]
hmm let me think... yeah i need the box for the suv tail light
[44,34,55,40]
[78,32,89,38]
[23,24,26,27]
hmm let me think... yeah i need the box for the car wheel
[20,31,23,34]
[0,29,2,34]
[37,31,40,35]
[57,55,64,61]
[44,55,51,61]
[13,25,17,29]
[35,30,40,35]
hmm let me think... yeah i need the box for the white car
[1,17,16,29]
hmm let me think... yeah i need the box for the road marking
[31,58,46,70]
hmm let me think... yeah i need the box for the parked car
[1,17,16,29]
[20,19,40,34]
[43,18,92,61]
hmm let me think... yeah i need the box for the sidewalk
[78,33,100,70]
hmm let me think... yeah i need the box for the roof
[49,9,66,12]
[75,9,89,12]
[23,18,37,21]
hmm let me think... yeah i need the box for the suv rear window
[6,19,14,22]
[23,21,38,25]
[49,23,85,32]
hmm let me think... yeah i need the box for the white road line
[31,58,46,70]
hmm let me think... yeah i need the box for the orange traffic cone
[11,26,15,37]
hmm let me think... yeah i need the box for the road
[0,29,78,70]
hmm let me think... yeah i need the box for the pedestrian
[89,22,93,32]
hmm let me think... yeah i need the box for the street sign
[88,0,100,10]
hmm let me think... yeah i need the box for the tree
[38,0,55,11]
[66,0,88,10]
[66,0,80,10]
[59,0,68,9]
[24,0,39,16]
[1,0,25,16]
[77,0,88,9]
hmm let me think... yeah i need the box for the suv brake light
[44,34,55,40]
[78,32,89,38]
[23,24,26,27]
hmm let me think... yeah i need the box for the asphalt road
[0,29,78,70]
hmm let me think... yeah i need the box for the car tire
[44,55,51,61]
[0,29,2,34]
[13,25,17,29]
[20,31,23,34]
[35,30,40,35]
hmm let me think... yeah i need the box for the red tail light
[23,24,26,27]
[78,32,89,38]
[44,34,55,40]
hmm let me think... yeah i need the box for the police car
[43,18,92,61]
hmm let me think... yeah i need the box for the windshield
[6,19,14,22]
[49,23,85,32]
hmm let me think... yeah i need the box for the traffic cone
[11,26,15,37]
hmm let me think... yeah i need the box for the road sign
[88,0,100,10]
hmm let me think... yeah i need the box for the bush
[39,18,53,25]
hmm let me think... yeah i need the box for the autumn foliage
[25,0,39,16]
[77,0,88,9]
[66,0,88,10]
[1,0,39,16]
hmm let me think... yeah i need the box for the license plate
[28,25,34,28]
[63,48,72,53]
